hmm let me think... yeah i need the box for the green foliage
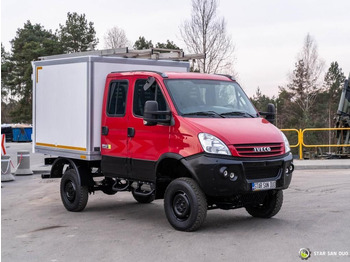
[58,12,98,53]
[323,61,346,108]
[321,61,346,129]
[1,44,16,123]
[134,37,180,50]
[134,36,153,50]
[2,13,99,123]
[250,87,276,112]
[275,86,299,128]
[155,40,180,49]
[2,21,62,123]
[257,61,347,158]
[1,44,11,99]
[283,59,321,128]
[255,62,345,130]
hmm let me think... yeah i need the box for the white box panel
[35,62,88,149]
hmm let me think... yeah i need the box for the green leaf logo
[299,248,311,260]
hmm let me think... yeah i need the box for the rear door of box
[34,61,88,158]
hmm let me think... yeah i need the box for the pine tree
[134,36,153,50]
[323,61,346,127]
[286,34,324,128]
[58,12,98,53]
[2,21,62,123]
[155,40,180,50]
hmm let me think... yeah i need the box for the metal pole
[299,129,303,160]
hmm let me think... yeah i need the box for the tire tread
[164,177,207,232]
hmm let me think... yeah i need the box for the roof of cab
[107,71,235,81]
[164,72,234,81]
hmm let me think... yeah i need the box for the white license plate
[252,181,276,191]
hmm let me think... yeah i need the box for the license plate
[252,181,276,191]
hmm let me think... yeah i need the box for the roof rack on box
[38,47,205,61]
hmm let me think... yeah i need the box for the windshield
[164,79,258,118]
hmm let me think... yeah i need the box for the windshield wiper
[182,111,225,118]
[220,111,256,118]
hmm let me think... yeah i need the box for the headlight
[281,131,291,153]
[198,133,231,155]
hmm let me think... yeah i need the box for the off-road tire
[245,190,283,218]
[164,177,207,231]
[60,169,89,212]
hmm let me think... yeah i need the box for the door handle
[102,126,109,136]
[128,127,135,137]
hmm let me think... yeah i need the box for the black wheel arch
[155,153,202,199]
[51,158,80,180]
[156,153,198,179]
[51,158,95,188]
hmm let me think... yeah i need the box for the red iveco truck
[32,49,293,231]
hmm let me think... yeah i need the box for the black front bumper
[182,152,293,197]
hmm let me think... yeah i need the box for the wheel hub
[173,192,190,219]
[65,181,76,202]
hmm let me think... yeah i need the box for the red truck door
[127,76,170,182]
[101,78,130,177]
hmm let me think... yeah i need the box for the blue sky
[2,0,350,97]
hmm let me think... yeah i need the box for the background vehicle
[33,49,293,231]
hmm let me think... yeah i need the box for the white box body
[32,56,189,160]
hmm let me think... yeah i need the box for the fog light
[286,164,294,174]
[219,167,229,178]
[289,164,294,172]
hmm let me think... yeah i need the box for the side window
[133,79,167,117]
[106,80,128,116]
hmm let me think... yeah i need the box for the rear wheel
[245,190,283,218]
[164,177,207,232]
[60,169,89,212]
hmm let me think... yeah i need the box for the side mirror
[143,101,172,126]
[266,103,276,125]
[260,103,276,125]
[143,101,158,126]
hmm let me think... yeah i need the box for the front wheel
[60,169,89,212]
[245,190,283,218]
[164,177,207,232]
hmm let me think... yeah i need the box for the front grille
[233,143,283,157]
[244,165,281,180]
